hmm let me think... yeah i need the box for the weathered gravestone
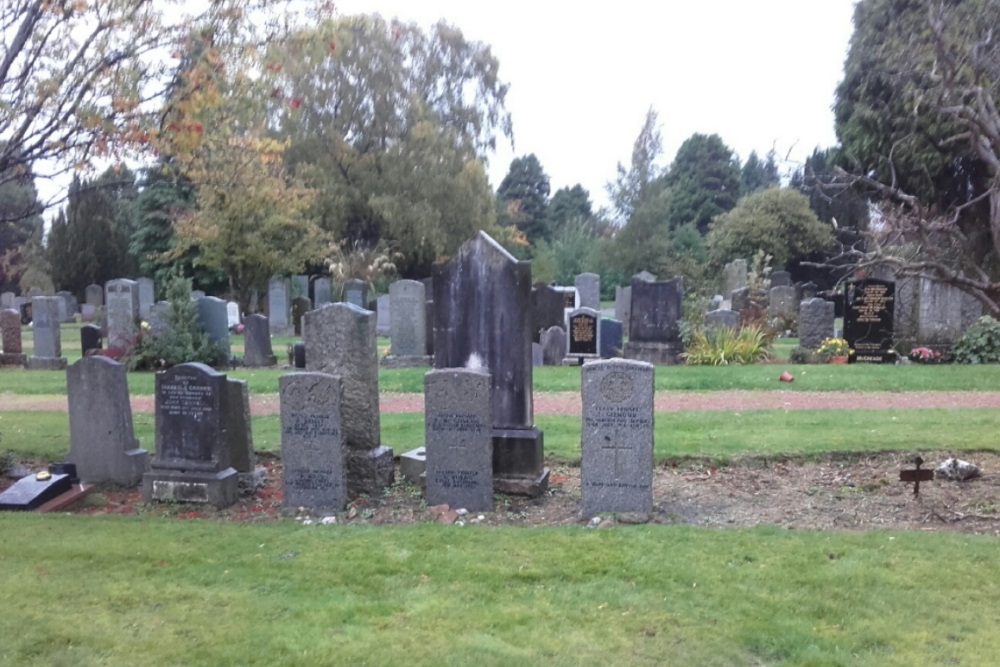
[137,277,155,320]
[27,296,67,370]
[581,358,655,517]
[197,296,231,359]
[54,290,69,323]
[342,279,368,309]
[313,277,332,309]
[531,282,566,343]
[227,301,240,329]
[425,299,435,357]
[600,318,624,359]
[0,292,14,309]
[56,290,78,323]
[303,303,393,494]
[80,304,97,323]
[575,273,601,311]
[0,309,26,366]
[564,307,600,364]
[267,276,291,335]
[723,259,748,297]
[80,324,102,357]
[85,284,103,307]
[376,294,391,336]
[798,298,835,350]
[242,314,276,367]
[844,279,895,363]
[624,277,684,365]
[424,368,493,512]
[768,285,797,320]
[67,356,149,485]
[434,231,548,495]
[704,309,739,331]
[532,342,543,367]
[541,325,567,367]
[226,378,258,494]
[292,296,311,337]
[280,372,347,512]
[770,271,792,287]
[106,279,140,353]
[615,285,632,337]
[142,363,239,508]
[385,280,429,367]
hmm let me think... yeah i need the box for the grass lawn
[0,515,997,666]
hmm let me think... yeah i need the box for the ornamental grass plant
[683,324,772,366]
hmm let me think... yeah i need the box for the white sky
[336,0,858,210]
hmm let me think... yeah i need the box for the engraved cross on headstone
[602,436,632,480]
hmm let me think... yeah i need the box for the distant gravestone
[386,280,428,364]
[27,296,66,370]
[149,301,172,335]
[142,363,239,508]
[67,356,148,485]
[624,277,684,365]
[54,291,69,323]
[313,277,332,309]
[723,259,748,296]
[80,304,97,322]
[226,378,256,491]
[800,281,819,301]
[424,368,493,512]
[56,290,78,322]
[293,341,306,368]
[292,296,312,337]
[85,284,103,307]
[280,372,347,512]
[799,298,835,350]
[581,359,655,517]
[530,283,565,343]
[376,294,391,336]
[532,342,543,367]
[768,285,797,320]
[614,285,632,337]
[106,279,140,353]
[541,325,567,367]
[242,314,276,367]
[770,271,792,287]
[844,279,895,363]
[197,295,231,359]
[80,324,102,357]
[342,279,368,309]
[565,307,600,363]
[303,303,392,494]
[704,309,739,331]
[137,277,155,320]
[575,273,601,311]
[425,299,435,357]
[267,276,291,335]
[0,292,14,309]
[0,309,25,366]
[227,301,240,329]
[556,286,578,312]
[599,318,624,359]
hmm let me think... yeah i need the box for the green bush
[789,347,816,364]
[683,324,772,366]
[953,316,1000,364]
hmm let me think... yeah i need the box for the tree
[740,150,780,195]
[605,107,664,225]
[665,133,741,234]
[496,154,550,243]
[0,149,43,291]
[707,188,834,269]
[832,0,1000,315]
[545,185,594,237]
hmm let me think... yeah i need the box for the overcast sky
[336,0,858,210]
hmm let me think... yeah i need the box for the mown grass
[3,408,996,464]
[0,515,998,666]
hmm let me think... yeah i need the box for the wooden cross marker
[602,436,632,480]
[899,456,934,497]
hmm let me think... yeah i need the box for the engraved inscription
[429,412,487,433]
[159,377,214,421]
[285,468,339,491]
[572,316,595,342]
[432,470,480,489]
[599,372,633,403]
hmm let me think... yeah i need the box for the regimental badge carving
[599,371,633,403]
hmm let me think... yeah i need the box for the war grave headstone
[142,363,239,508]
[425,368,493,512]
[768,285,797,320]
[292,296,312,337]
[798,298,835,351]
[376,294,391,336]
[384,279,430,367]
[67,356,149,485]
[19,301,31,325]
[844,279,895,363]
[575,273,601,311]
[314,277,332,309]
[0,292,14,309]
[80,324,102,357]
[149,301,172,335]
[624,276,684,365]
[342,279,368,309]
[770,271,792,287]
[564,307,600,365]
[615,285,632,337]
[226,378,260,494]
[599,318,624,359]
[227,301,240,329]
[530,282,566,343]
[581,359,655,517]
[304,303,393,494]
[541,325,567,367]
[434,231,548,495]
[267,276,291,335]
[704,308,739,331]
[85,284,103,307]
[0,309,26,366]
[106,279,140,353]
[27,296,67,370]
[137,277,155,320]
[196,295,231,359]
[280,373,347,512]
[722,259,748,297]
[242,314,276,367]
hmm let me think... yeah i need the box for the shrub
[683,324,772,366]
[789,347,816,364]
[953,316,1000,364]
[815,337,851,360]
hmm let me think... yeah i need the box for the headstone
[575,273,601,311]
[844,279,895,363]
[532,342,543,367]
[581,359,655,517]
[376,294,391,336]
[530,283,565,343]
[242,314,276,367]
[425,299,435,357]
[291,274,309,300]
[303,303,392,494]
[798,298,835,350]
[915,278,983,347]
[137,277,155,320]
[434,231,548,495]
[293,341,306,368]
[386,280,428,365]
[55,290,77,322]
[313,277,332,309]
[67,356,148,485]
[80,324,102,356]
[768,285,797,320]
[149,301,172,335]
[142,363,239,508]
[599,318,624,358]
[226,301,240,329]
[800,281,819,301]
[770,271,792,287]
[0,309,25,366]
[722,259,748,296]
[0,473,72,511]
[190,290,206,300]
[564,307,600,363]
[704,309,739,331]
[106,279,140,353]
[26,296,67,370]
[424,368,493,512]
[85,284,103,307]
[196,295,231,359]
[614,285,632,337]
[280,372,347,512]
[731,287,751,313]
[226,378,256,491]
[555,286,578,312]
[624,277,684,365]
[267,276,291,335]
[52,291,68,323]
[292,296,312,337]
[19,301,31,325]
[80,304,97,322]
[0,292,14,309]
[541,325,567,366]
[342,279,368,309]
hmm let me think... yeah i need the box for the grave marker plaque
[844,279,895,363]
[566,307,600,360]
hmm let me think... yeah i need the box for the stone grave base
[381,355,432,369]
[26,356,68,371]
[623,341,683,366]
[0,352,26,366]
[400,447,426,486]
[561,356,598,366]
[346,446,395,495]
[142,467,239,509]
[492,427,549,497]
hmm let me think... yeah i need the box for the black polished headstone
[80,324,102,356]
[293,341,306,369]
[0,473,72,511]
[629,277,683,344]
[567,308,599,357]
[599,318,624,358]
[154,363,229,467]
[844,279,895,363]
[530,283,565,343]
[19,301,31,325]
